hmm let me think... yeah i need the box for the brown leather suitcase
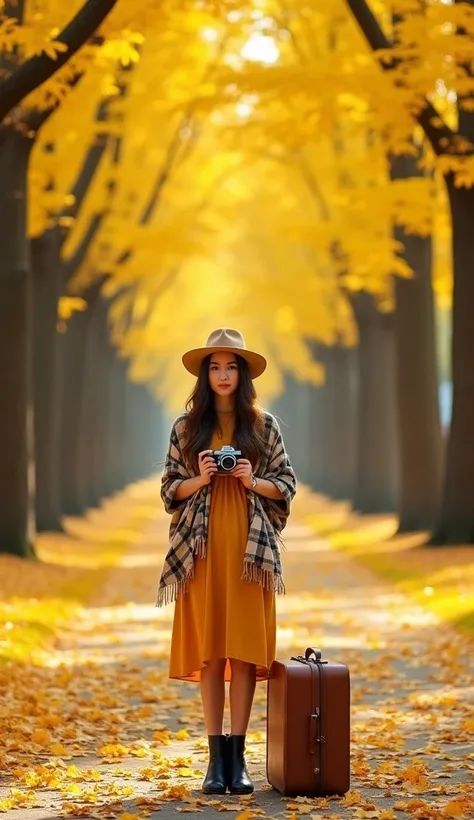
[266,647,350,797]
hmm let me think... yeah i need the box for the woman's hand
[232,458,254,489]
[198,450,218,485]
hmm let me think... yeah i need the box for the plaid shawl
[156,411,296,607]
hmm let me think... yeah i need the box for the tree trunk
[140,388,158,479]
[305,382,326,492]
[435,182,474,543]
[59,308,88,516]
[31,229,64,531]
[152,395,165,477]
[135,385,148,482]
[390,153,442,531]
[305,341,330,494]
[308,344,356,499]
[122,378,161,484]
[75,296,105,509]
[89,302,113,504]
[285,375,312,484]
[324,345,357,500]
[393,230,442,530]
[302,346,329,495]
[311,346,335,496]
[269,375,296,467]
[103,353,128,495]
[122,374,136,486]
[127,383,145,481]
[352,292,399,513]
[0,127,35,556]
[145,388,164,476]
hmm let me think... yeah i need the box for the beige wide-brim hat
[182,328,267,379]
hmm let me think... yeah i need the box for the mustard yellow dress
[169,410,276,683]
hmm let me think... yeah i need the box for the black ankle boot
[202,735,227,794]
[228,734,254,794]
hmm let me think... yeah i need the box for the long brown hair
[181,353,267,471]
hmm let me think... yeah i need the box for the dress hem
[169,655,273,684]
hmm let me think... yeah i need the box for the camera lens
[221,454,236,471]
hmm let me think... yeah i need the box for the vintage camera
[211,445,242,472]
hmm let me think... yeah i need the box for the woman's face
[208,351,239,397]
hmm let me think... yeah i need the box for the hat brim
[182,346,267,379]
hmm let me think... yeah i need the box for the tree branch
[5,0,26,25]
[111,31,230,274]
[454,0,474,142]
[295,152,331,221]
[0,0,118,123]
[80,274,108,306]
[21,70,85,136]
[22,106,55,134]
[345,0,455,155]
[139,119,196,226]
[63,211,106,282]
[64,135,108,226]
[138,35,230,226]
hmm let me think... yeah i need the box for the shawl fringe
[194,536,206,558]
[241,561,286,595]
[155,542,205,607]
[275,529,287,552]
[156,568,193,608]
[156,556,286,608]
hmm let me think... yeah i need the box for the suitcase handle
[305,647,322,662]
[290,647,327,665]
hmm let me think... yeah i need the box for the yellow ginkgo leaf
[50,742,66,755]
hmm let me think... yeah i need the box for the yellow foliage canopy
[16,0,463,409]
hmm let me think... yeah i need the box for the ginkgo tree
[344,0,474,541]
[189,3,442,526]
[0,0,119,122]
[58,1,450,533]
[1,0,468,558]
[24,4,238,537]
[73,2,443,523]
[0,0,178,555]
[193,0,469,536]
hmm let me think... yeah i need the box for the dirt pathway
[1,480,473,820]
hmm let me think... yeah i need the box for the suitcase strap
[290,646,328,665]
[290,648,326,792]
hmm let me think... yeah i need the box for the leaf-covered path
[1,479,473,820]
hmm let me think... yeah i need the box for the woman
[157,328,296,796]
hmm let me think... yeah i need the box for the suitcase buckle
[309,711,320,753]
[291,655,328,666]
